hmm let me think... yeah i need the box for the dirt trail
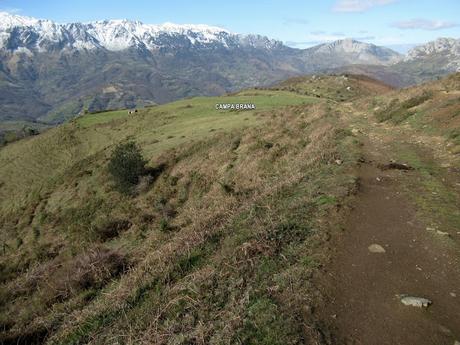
[316,116,460,344]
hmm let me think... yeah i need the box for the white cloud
[333,0,396,12]
[371,35,406,45]
[391,18,458,30]
[307,32,353,42]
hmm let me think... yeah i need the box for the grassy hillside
[1,87,353,344]
[371,72,460,152]
[0,74,458,344]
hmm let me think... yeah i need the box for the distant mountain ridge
[0,12,458,127]
[310,38,402,65]
[406,38,460,59]
[0,12,281,52]
[405,38,460,71]
[328,38,460,88]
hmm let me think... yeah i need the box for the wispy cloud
[391,18,458,30]
[0,7,22,14]
[283,17,309,25]
[354,35,376,40]
[286,33,376,48]
[333,0,396,12]
[307,32,352,43]
[289,34,407,48]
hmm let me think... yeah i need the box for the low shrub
[108,141,147,193]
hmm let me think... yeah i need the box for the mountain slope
[1,73,459,344]
[0,81,356,344]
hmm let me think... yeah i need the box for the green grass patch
[394,144,460,232]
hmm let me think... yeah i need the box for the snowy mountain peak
[316,38,390,54]
[406,37,460,59]
[309,38,402,65]
[0,11,41,28]
[405,37,460,71]
[0,12,280,52]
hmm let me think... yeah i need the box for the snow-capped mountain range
[1,11,459,62]
[0,11,281,52]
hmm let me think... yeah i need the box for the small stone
[439,325,453,335]
[335,159,343,165]
[426,227,436,231]
[454,341,460,345]
[399,295,432,308]
[376,177,382,182]
[450,292,456,297]
[368,244,386,253]
[436,230,451,237]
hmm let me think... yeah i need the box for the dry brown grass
[0,83,369,344]
[37,104,359,345]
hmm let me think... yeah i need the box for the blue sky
[1,0,459,52]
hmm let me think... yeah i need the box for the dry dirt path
[315,111,460,345]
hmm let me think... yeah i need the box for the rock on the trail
[436,230,451,237]
[351,128,361,135]
[368,244,386,253]
[454,341,460,345]
[399,295,432,308]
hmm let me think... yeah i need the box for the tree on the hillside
[108,141,147,193]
